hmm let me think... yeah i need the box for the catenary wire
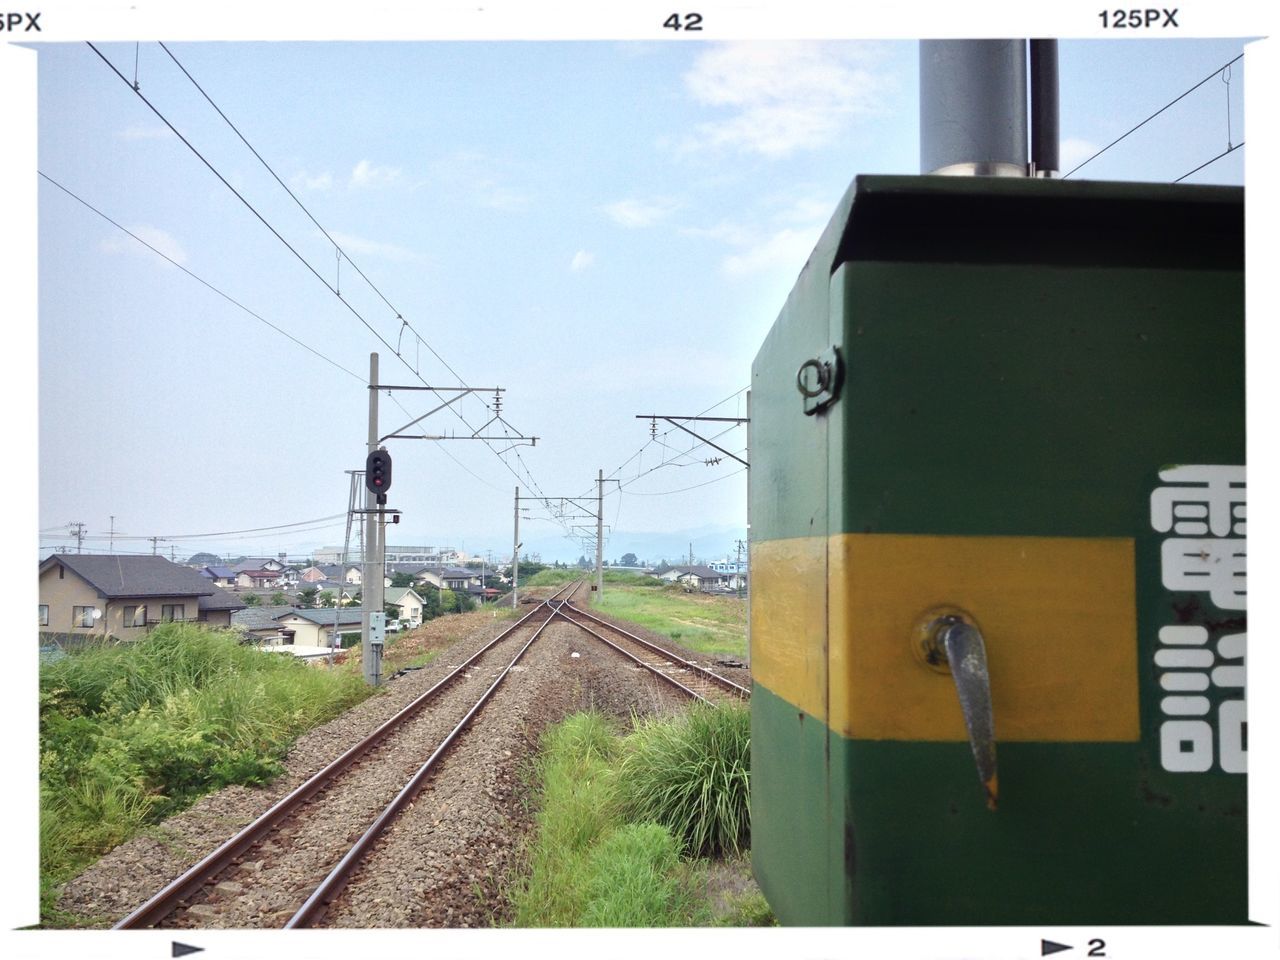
[88,42,551,503]
[1173,142,1245,183]
[1062,52,1245,179]
[38,171,366,383]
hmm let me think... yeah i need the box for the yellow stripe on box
[753,533,1139,742]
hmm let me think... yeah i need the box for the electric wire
[38,171,366,383]
[1173,141,1245,183]
[88,41,550,502]
[1063,53,1245,179]
[155,41,461,384]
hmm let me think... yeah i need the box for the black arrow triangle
[1041,940,1073,956]
[172,943,205,958]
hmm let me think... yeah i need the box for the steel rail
[559,600,750,699]
[550,606,713,704]
[112,582,575,930]
[284,590,571,928]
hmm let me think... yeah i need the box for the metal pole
[512,487,519,609]
[745,388,751,670]
[373,502,386,686]
[1030,39,1060,176]
[920,39,1028,176]
[363,353,379,686]
[595,469,604,598]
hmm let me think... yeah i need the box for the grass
[591,583,747,658]
[38,623,373,923]
[507,704,754,927]
[618,704,751,857]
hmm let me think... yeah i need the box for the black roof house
[40,554,219,599]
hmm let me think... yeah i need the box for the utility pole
[595,470,605,596]
[150,536,161,556]
[109,516,115,555]
[592,470,621,598]
[69,521,87,553]
[512,487,520,608]
[363,352,382,687]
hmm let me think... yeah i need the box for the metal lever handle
[926,614,998,810]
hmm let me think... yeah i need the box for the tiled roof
[200,587,249,611]
[231,605,298,631]
[385,587,422,604]
[41,554,215,599]
[277,607,365,626]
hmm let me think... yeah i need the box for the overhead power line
[38,171,366,383]
[89,41,551,502]
[1063,52,1244,179]
[1174,141,1245,183]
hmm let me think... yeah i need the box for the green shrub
[39,623,372,920]
[617,704,751,857]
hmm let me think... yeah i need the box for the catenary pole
[363,353,379,685]
[512,487,520,608]
[595,469,604,597]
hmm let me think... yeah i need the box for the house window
[73,605,95,628]
[123,605,147,628]
[161,604,185,622]
[39,604,49,626]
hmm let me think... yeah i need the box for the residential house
[235,568,284,590]
[298,565,328,583]
[318,564,362,585]
[273,607,364,647]
[657,565,729,592]
[305,580,359,605]
[384,587,425,626]
[231,605,299,644]
[39,554,247,641]
[231,557,286,574]
[416,567,478,592]
[200,565,238,588]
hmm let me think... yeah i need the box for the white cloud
[350,159,402,188]
[426,151,532,211]
[1059,137,1100,175]
[329,230,422,264]
[680,41,890,158]
[601,197,679,228]
[291,170,333,191]
[722,227,816,278]
[100,225,188,266]
[570,250,596,272]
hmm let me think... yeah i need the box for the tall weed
[39,623,372,919]
[617,703,751,857]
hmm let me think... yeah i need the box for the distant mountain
[520,524,747,566]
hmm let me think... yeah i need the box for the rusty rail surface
[553,600,750,704]
[284,592,570,927]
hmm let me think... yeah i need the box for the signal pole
[363,353,382,687]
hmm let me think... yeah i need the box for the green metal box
[749,175,1245,924]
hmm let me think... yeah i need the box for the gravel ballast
[54,592,701,928]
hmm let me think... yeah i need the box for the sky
[6,2,1279,956]
[18,16,1264,565]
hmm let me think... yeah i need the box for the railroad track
[113,581,577,930]
[551,599,750,705]
[109,578,745,928]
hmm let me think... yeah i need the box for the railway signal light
[365,449,392,494]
